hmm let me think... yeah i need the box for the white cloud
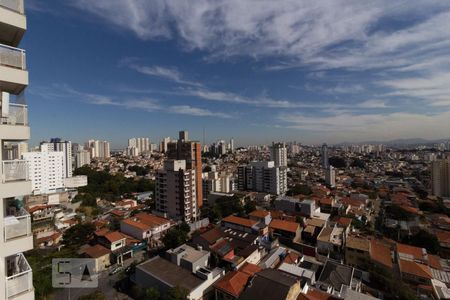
[277,110,450,142]
[357,100,388,109]
[169,105,232,118]
[379,72,450,107]
[71,1,450,72]
[120,58,202,86]
[32,84,231,118]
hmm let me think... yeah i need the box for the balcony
[0,0,26,47]
[0,0,24,14]
[0,43,28,94]
[5,253,33,299]
[4,208,31,242]
[1,160,28,183]
[1,103,28,126]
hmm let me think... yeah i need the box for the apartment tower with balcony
[0,0,34,299]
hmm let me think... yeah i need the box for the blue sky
[23,0,450,148]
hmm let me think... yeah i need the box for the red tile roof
[336,217,352,227]
[428,254,442,270]
[249,210,270,218]
[223,215,258,228]
[104,231,125,243]
[240,263,262,276]
[84,244,111,258]
[396,243,426,261]
[269,219,299,233]
[370,240,393,269]
[399,259,432,279]
[214,271,251,297]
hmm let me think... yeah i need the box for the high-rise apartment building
[128,137,150,155]
[75,149,91,169]
[229,138,234,153]
[431,158,450,197]
[0,0,35,298]
[160,137,171,153]
[238,161,287,195]
[270,142,287,168]
[321,143,329,169]
[41,138,72,178]
[202,170,232,198]
[167,131,203,208]
[325,166,336,188]
[155,160,197,222]
[22,146,65,195]
[87,139,110,160]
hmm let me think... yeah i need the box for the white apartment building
[202,171,231,198]
[325,166,336,188]
[270,142,287,168]
[23,147,64,195]
[87,139,110,159]
[0,0,35,298]
[41,139,72,178]
[238,161,287,195]
[155,160,197,222]
[128,137,150,154]
[75,149,91,168]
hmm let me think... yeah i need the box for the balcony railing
[1,160,28,182]
[0,43,26,70]
[4,208,31,241]
[6,253,33,299]
[0,0,24,14]
[1,103,28,125]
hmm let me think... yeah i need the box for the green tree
[162,227,189,249]
[329,156,346,168]
[79,290,107,300]
[62,223,95,247]
[144,287,160,300]
[286,184,312,196]
[167,286,189,300]
[408,230,440,254]
[244,201,256,214]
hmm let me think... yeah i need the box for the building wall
[23,147,65,194]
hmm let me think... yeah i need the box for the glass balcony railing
[4,208,31,241]
[5,253,33,299]
[1,160,28,183]
[1,103,28,125]
[0,43,26,70]
[0,0,24,14]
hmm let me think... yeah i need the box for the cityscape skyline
[23,1,450,147]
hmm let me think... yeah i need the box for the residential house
[120,212,171,241]
[83,244,111,272]
[239,269,301,300]
[345,235,370,268]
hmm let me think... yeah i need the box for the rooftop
[269,219,299,233]
[399,259,432,279]
[84,244,111,258]
[346,236,370,252]
[249,210,270,218]
[370,240,393,269]
[137,256,203,291]
[317,260,353,292]
[223,215,258,228]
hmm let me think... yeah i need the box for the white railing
[4,209,31,241]
[0,0,24,14]
[0,43,26,70]
[1,103,28,125]
[1,160,28,182]
[6,253,33,299]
